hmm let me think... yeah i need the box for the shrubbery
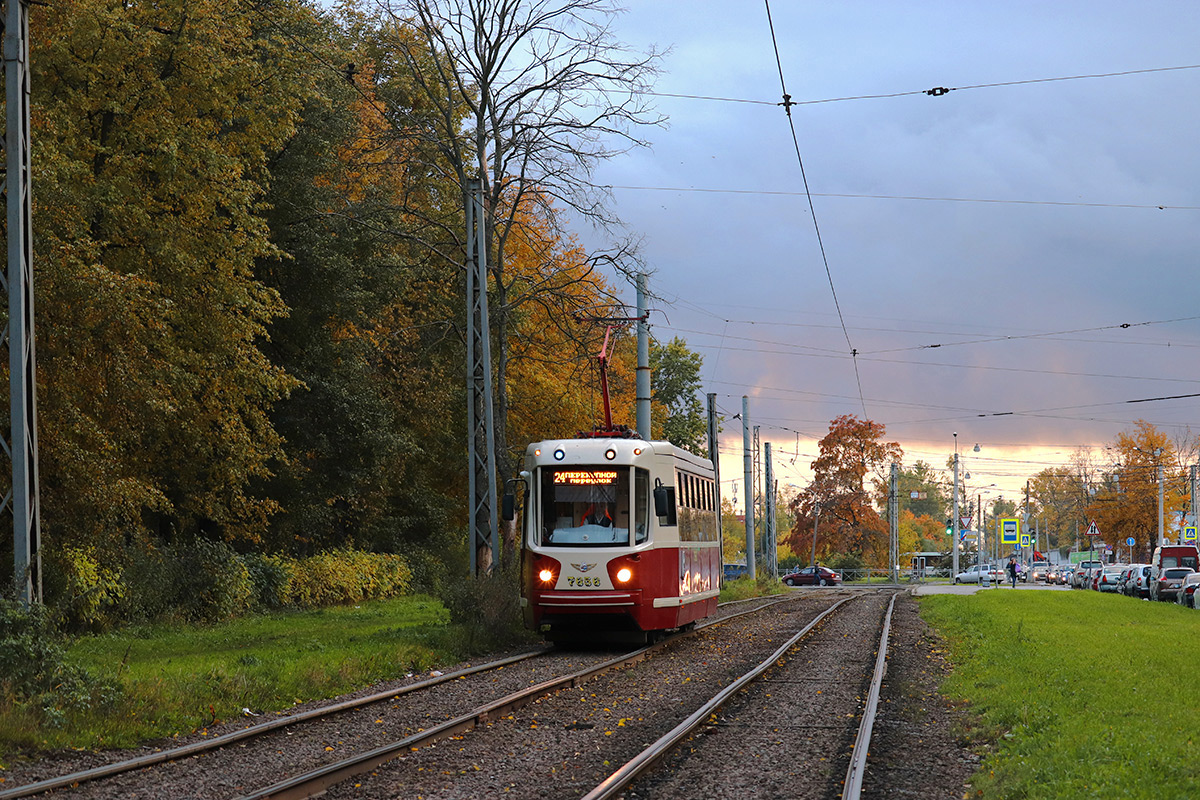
[438,564,536,653]
[0,597,119,727]
[285,550,411,608]
[45,543,414,627]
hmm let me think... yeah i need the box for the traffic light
[945,518,953,536]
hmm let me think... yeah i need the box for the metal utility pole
[764,442,775,578]
[889,462,899,583]
[742,396,755,580]
[4,0,40,605]
[465,178,498,576]
[635,273,650,440]
[952,436,960,578]
[707,393,722,568]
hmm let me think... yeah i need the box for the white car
[953,564,992,584]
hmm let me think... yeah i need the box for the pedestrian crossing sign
[1185,526,1197,543]
[1000,518,1019,545]
[1020,534,1030,548]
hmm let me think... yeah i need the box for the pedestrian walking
[1006,557,1018,588]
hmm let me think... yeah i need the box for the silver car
[1097,566,1125,593]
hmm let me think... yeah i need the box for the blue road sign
[1126,536,1136,547]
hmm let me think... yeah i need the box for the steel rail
[580,594,859,800]
[842,592,897,800]
[234,594,804,800]
[0,648,551,800]
[3,593,805,800]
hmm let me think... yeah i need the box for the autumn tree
[1091,420,1190,559]
[252,7,465,568]
[30,0,319,559]
[786,416,902,567]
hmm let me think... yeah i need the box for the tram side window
[539,467,631,547]
[635,469,649,543]
[675,470,717,542]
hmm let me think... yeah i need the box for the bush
[827,552,867,573]
[242,553,294,609]
[47,546,125,632]
[0,597,119,726]
[168,539,253,622]
[120,539,252,623]
[286,550,412,608]
[438,565,535,653]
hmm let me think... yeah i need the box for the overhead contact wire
[763,0,868,418]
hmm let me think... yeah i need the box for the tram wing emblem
[571,563,597,573]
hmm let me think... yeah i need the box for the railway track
[280,589,892,799]
[591,592,897,800]
[0,595,796,800]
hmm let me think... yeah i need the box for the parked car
[1116,564,1138,595]
[723,563,749,582]
[1072,560,1103,588]
[1126,564,1153,599]
[953,564,991,584]
[1030,561,1051,582]
[1177,573,1200,608]
[782,565,841,587]
[1097,566,1125,593]
[1152,567,1195,602]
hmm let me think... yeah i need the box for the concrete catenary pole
[635,274,650,440]
[707,393,722,573]
[889,462,899,583]
[764,442,775,578]
[1191,464,1198,530]
[742,396,755,580]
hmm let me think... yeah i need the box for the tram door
[911,556,926,579]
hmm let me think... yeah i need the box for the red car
[782,566,841,587]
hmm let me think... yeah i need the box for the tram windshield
[538,466,648,547]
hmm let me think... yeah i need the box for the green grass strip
[920,590,1200,799]
[1,596,456,756]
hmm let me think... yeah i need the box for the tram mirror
[501,492,516,521]
[653,484,676,525]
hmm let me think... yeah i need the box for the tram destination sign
[553,470,618,486]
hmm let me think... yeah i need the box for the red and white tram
[515,435,720,643]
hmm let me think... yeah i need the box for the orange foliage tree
[785,415,902,567]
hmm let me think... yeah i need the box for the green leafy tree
[650,336,706,454]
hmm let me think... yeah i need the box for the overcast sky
[579,1,1200,501]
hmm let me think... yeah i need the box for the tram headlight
[554,448,565,461]
[538,568,555,583]
[604,448,617,460]
[616,567,633,583]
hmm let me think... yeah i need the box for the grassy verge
[0,595,460,758]
[920,590,1200,799]
[719,575,782,601]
